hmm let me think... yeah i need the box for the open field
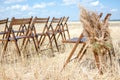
[0,21,120,80]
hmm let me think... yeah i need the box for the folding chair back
[10,17,33,36]
[30,17,50,48]
[32,17,50,36]
[48,17,62,32]
[0,18,9,40]
[60,16,70,40]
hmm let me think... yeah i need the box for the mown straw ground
[0,21,120,80]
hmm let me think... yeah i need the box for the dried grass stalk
[80,7,115,74]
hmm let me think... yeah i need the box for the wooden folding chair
[57,16,70,40]
[61,12,104,72]
[1,17,38,57]
[46,17,63,51]
[0,18,9,43]
[23,17,50,50]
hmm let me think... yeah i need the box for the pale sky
[0,0,120,21]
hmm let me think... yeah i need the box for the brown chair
[61,12,104,72]
[23,17,50,50]
[1,17,38,57]
[46,17,63,52]
[57,16,70,40]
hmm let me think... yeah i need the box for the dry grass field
[0,21,120,80]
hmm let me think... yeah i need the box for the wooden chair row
[0,16,70,59]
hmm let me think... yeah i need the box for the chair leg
[22,30,30,46]
[53,34,59,51]
[34,36,39,49]
[39,36,46,47]
[2,40,9,54]
[54,32,64,41]
[65,24,70,39]
[22,37,38,52]
[56,33,61,40]
[63,31,66,40]
[78,43,88,61]
[111,46,115,57]
[32,37,38,52]
[0,40,9,62]
[49,34,54,43]
[47,35,54,52]
[61,50,75,72]
[61,40,80,72]
[78,49,86,62]
[108,50,112,66]
[59,31,64,40]
[94,51,103,75]
[14,40,21,56]
[48,34,58,51]
[22,37,27,46]
[61,34,83,71]
[76,43,86,59]
[67,30,70,39]
[0,51,5,63]
[22,38,29,49]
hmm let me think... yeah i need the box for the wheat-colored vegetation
[0,12,120,80]
[0,22,120,80]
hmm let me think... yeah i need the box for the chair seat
[62,37,87,43]
[0,31,8,34]
[36,33,45,36]
[15,36,29,39]
[13,30,26,33]
[57,29,68,32]
[0,35,30,41]
[30,33,45,37]
[46,30,58,35]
